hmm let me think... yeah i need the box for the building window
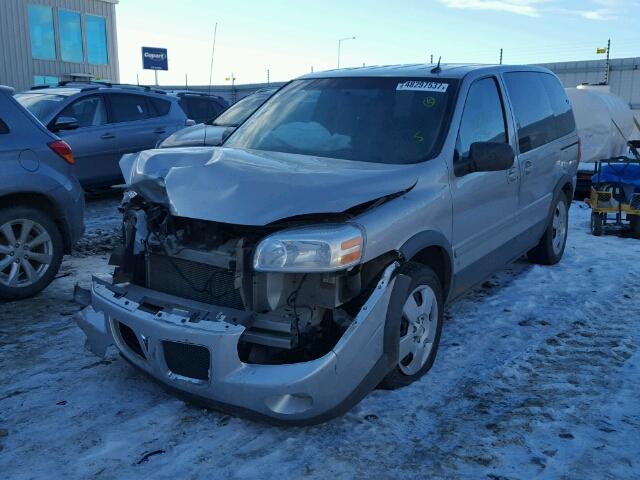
[86,15,108,65]
[33,75,59,86]
[59,10,83,63]
[28,4,56,60]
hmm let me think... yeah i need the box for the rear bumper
[76,263,399,424]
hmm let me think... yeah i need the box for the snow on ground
[1,200,639,479]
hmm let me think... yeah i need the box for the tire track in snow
[424,267,640,479]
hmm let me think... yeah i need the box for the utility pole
[337,36,355,68]
[267,69,270,85]
[208,22,218,95]
[499,48,503,65]
[430,54,434,64]
[605,38,611,85]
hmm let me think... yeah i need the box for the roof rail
[51,80,167,95]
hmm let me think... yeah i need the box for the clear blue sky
[116,0,640,86]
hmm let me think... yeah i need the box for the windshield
[225,77,457,164]
[14,92,66,121]
[212,93,272,127]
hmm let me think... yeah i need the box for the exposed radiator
[145,253,244,310]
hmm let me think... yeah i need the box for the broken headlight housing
[253,224,364,272]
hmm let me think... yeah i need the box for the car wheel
[0,207,63,300]
[591,212,604,236]
[380,262,444,390]
[630,215,640,239]
[527,194,569,265]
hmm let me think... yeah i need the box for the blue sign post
[141,47,168,85]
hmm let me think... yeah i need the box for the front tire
[0,207,63,300]
[380,262,444,390]
[528,194,569,265]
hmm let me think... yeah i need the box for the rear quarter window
[0,118,9,134]
[504,71,575,154]
[148,97,171,117]
[108,93,151,122]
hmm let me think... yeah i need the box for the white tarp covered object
[566,86,639,166]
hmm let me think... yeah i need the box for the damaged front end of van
[75,147,417,424]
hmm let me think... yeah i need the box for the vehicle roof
[0,85,14,95]
[165,89,226,99]
[298,63,553,80]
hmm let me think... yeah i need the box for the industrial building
[539,57,640,123]
[0,0,119,92]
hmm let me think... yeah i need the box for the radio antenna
[431,56,442,74]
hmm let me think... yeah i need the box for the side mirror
[51,116,79,132]
[455,142,515,176]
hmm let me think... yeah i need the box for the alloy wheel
[0,219,54,288]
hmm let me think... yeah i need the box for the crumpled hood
[159,124,229,148]
[120,147,419,226]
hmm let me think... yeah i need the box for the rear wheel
[591,212,604,236]
[0,207,63,300]
[380,262,443,390]
[528,195,569,265]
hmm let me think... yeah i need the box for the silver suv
[76,64,579,424]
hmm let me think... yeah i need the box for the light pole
[337,36,355,68]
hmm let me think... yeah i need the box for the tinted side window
[0,119,9,134]
[148,97,170,117]
[456,77,507,159]
[179,97,218,122]
[540,74,576,138]
[504,72,556,153]
[109,94,150,122]
[58,95,107,128]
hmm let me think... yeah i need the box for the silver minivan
[76,64,579,424]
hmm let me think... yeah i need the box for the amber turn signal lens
[340,236,362,265]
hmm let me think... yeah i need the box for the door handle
[507,166,518,183]
[524,160,533,176]
[153,128,166,134]
[100,133,115,140]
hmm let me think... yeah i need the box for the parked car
[14,82,192,187]
[76,65,578,424]
[158,88,277,148]
[165,90,228,125]
[0,85,84,300]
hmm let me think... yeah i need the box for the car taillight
[48,140,75,165]
[185,119,196,127]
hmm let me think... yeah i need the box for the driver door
[449,76,520,293]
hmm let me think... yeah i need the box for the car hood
[159,124,230,148]
[120,147,419,226]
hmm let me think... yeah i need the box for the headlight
[253,224,364,272]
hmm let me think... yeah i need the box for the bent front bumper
[75,264,401,424]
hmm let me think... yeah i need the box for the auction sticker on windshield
[397,81,449,93]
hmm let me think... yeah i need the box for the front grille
[118,322,145,358]
[146,254,244,310]
[163,341,210,381]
